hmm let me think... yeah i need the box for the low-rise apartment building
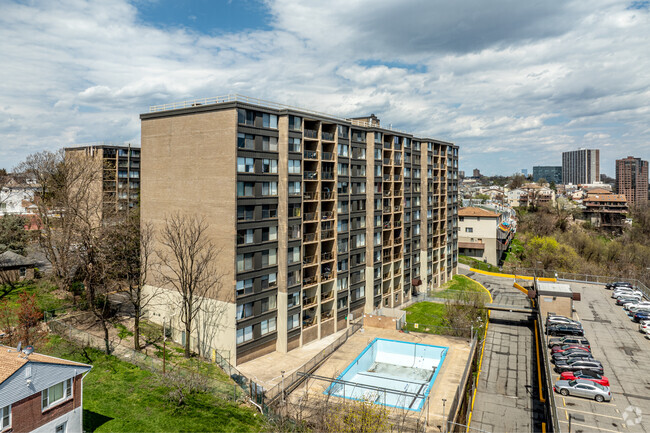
[140,95,459,365]
[458,207,513,266]
[583,189,628,231]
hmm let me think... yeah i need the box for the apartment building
[458,207,513,266]
[140,95,458,365]
[562,149,600,185]
[64,143,140,217]
[616,156,648,207]
[583,189,628,231]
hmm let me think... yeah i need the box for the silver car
[554,379,611,402]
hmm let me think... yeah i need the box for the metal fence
[265,320,363,405]
[445,336,479,431]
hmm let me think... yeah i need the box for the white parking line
[554,393,615,405]
[554,406,623,420]
[559,420,622,433]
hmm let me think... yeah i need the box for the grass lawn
[1,280,67,323]
[435,275,490,302]
[458,255,501,272]
[41,336,267,433]
[403,302,447,332]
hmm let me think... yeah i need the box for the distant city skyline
[1,0,650,175]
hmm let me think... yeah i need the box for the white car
[640,322,650,333]
[644,327,650,339]
[613,290,642,299]
[628,303,650,312]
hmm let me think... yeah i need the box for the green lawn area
[41,336,267,433]
[458,255,501,272]
[403,302,447,332]
[435,274,490,301]
[1,280,67,323]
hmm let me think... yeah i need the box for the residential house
[0,345,91,433]
[0,175,38,216]
[458,207,514,266]
[0,252,37,282]
[583,189,628,231]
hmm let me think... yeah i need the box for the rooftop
[458,207,499,218]
[0,344,91,384]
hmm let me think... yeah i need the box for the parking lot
[545,281,650,433]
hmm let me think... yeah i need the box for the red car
[551,345,591,354]
[560,370,610,386]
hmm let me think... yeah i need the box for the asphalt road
[547,282,650,433]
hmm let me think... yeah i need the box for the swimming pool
[325,338,448,411]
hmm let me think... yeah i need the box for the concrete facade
[140,96,459,365]
[616,155,648,207]
[562,149,600,185]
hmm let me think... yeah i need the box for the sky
[1,0,649,176]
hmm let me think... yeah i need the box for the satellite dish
[17,341,22,353]
[23,346,35,357]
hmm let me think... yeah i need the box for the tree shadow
[83,409,113,432]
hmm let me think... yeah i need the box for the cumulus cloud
[0,0,648,175]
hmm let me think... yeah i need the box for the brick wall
[10,374,82,432]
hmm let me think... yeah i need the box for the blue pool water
[325,338,448,411]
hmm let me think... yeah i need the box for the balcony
[321,290,334,301]
[383,190,392,197]
[383,272,391,280]
[383,174,391,182]
[321,271,334,282]
[303,255,317,265]
[304,150,318,160]
[322,152,334,161]
[322,131,335,141]
[304,212,317,221]
[394,237,402,244]
[321,251,334,261]
[321,190,334,200]
[305,129,318,139]
[303,276,318,287]
[383,222,392,230]
[304,233,317,243]
[322,171,334,180]
[304,191,318,201]
[321,229,335,240]
[394,252,402,260]
[383,158,391,165]
[394,220,402,227]
[321,310,334,321]
[321,211,334,220]
[394,205,402,212]
[304,171,318,180]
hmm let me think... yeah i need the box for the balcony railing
[394,237,402,244]
[304,191,318,201]
[383,272,391,280]
[304,150,318,159]
[321,211,334,220]
[383,222,392,230]
[394,220,402,226]
[304,233,317,243]
[303,255,317,265]
[383,158,391,165]
[321,191,334,200]
[383,190,391,197]
[303,276,318,286]
[305,129,318,139]
[304,212,317,221]
[394,252,402,260]
[321,291,334,301]
[322,152,334,161]
[321,251,334,261]
[394,205,402,212]
[321,310,334,320]
[322,131,335,141]
[321,271,333,282]
[322,171,334,180]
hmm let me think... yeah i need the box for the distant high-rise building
[562,149,600,185]
[473,168,481,178]
[521,169,528,176]
[533,166,562,184]
[616,156,648,207]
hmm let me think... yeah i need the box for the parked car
[616,296,643,305]
[627,305,650,314]
[551,344,591,354]
[633,311,650,323]
[555,359,604,375]
[554,379,611,402]
[552,350,595,364]
[560,370,610,386]
[546,315,581,327]
[625,302,650,311]
[613,289,640,298]
[607,281,633,290]
[548,336,590,349]
[639,320,650,332]
[546,323,584,336]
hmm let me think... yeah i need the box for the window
[237,182,254,197]
[337,259,348,272]
[262,159,278,173]
[236,279,253,297]
[465,227,473,233]
[338,200,349,213]
[261,182,278,196]
[238,108,254,126]
[288,313,300,330]
[355,233,366,248]
[42,379,72,410]
[262,113,278,128]
[288,160,301,174]
[261,295,277,313]
[288,181,301,195]
[1,405,10,431]
[237,229,254,245]
[288,203,300,218]
[337,219,348,233]
[337,276,348,291]
[338,163,349,176]
[338,124,349,138]
[288,246,300,264]
[338,296,348,310]
[237,205,254,221]
[19,267,26,277]
[236,302,254,320]
[374,165,382,177]
[357,148,366,160]
[353,286,365,300]
[236,326,253,343]
[337,144,348,157]
[289,137,301,152]
[374,232,381,246]
[337,181,349,194]
[261,272,277,289]
[262,136,278,151]
[374,148,382,160]
[262,204,278,219]
[55,423,67,433]
[289,115,302,130]
[288,292,299,308]
[237,133,255,149]
[237,157,254,173]
[338,238,348,253]
[262,226,278,242]
[260,317,277,335]
[261,249,277,267]
[374,132,382,143]
[236,253,253,272]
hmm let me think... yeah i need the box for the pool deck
[290,326,472,431]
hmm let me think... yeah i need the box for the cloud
[0,0,648,177]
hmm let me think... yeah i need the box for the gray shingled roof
[0,251,36,268]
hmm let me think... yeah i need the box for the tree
[158,214,223,358]
[105,210,157,350]
[0,214,28,254]
[508,173,526,189]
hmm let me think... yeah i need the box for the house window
[288,247,300,264]
[288,313,300,330]
[237,205,254,221]
[1,405,10,431]
[55,422,67,433]
[465,227,473,233]
[19,267,26,277]
[337,144,348,157]
[262,204,278,219]
[289,115,302,131]
[261,249,277,267]
[42,378,72,410]
[288,292,299,307]
[289,137,302,152]
[236,326,253,344]
[260,317,277,335]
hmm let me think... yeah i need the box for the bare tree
[105,210,158,350]
[157,213,222,358]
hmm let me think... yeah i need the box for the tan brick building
[616,156,648,207]
[140,95,459,365]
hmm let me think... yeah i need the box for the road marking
[558,420,621,433]
[559,407,623,420]
[555,394,615,405]
[574,312,580,321]
[533,320,546,403]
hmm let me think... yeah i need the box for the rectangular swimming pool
[325,338,448,411]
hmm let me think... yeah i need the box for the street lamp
[442,398,447,433]
[163,312,177,375]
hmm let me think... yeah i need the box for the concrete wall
[539,295,573,320]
